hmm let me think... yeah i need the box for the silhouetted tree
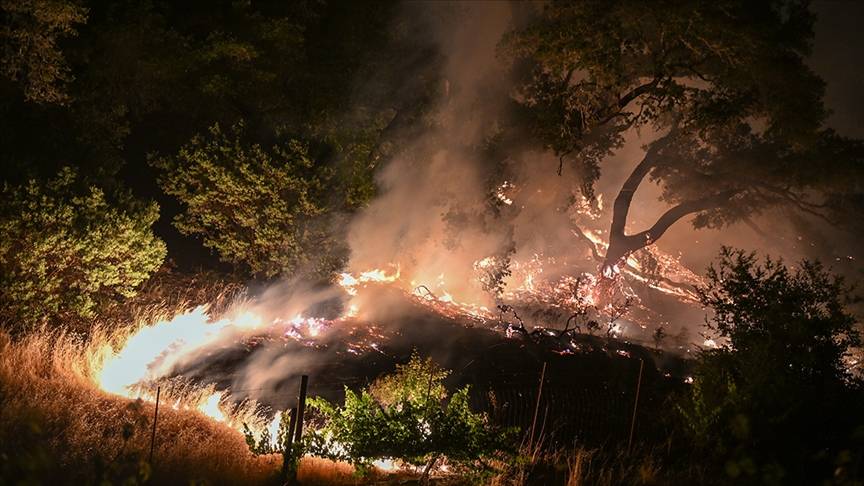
[502,1,864,276]
[678,248,863,484]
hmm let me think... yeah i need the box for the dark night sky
[812,0,864,138]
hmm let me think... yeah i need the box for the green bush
[0,168,165,330]
[305,353,515,479]
[152,122,343,279]
[678,248,863,485]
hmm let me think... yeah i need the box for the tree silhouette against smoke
[502,1,864,277]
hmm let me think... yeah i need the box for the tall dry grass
[0,325,434,484]
[0,268,372,485]
[0,327,281,484]
[488,437,706,486]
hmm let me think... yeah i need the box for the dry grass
[95,265,246,334]
[0,328,281,484]
[297,456,369,485]
[488,438,700,486]
[0,272,373,486]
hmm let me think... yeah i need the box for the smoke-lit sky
[348,0,864,284]
[812,0,864,139]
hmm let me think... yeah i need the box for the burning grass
[0,260,702,484]
[0,325,473,485]
[0,299,432,484]
[0,267,380,485]
[0,327,283,484]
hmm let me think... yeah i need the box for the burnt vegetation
[2,1,864,485]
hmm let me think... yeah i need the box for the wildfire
[88,182,712,456]
[93,303,340,444]
[338,265,401,295]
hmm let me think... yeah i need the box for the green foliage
[678,248,863,484]
[701,248,860,381]
[0,0,87,104]
[152,122,343,279]
[0,168,166,330]
[306,353,515,477]
[369,353,450,406]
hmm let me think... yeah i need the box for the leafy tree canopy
[0,0,87,104]
[1,0,445,279]
[0,167,166,330]
[502,0,864,270]
[1,0,440,189]
[152,122,342,279]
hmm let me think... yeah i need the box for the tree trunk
[602,134,735,276]
[421,454,440,485]
[603,139,661,276]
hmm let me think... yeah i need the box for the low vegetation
[304,354,515,480]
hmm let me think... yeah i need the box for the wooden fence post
[285,375,309,485]
[294,375,309,443]
[282,407,297,479]
[529,362,547,448]
[628,359,644,452]
[148,386,161,465]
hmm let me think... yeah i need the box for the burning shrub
[151,122,345,279]
[304,353,515,479]
[0,167,166,331]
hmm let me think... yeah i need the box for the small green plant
[305,353,515,480]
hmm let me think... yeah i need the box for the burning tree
[502,1,864,276]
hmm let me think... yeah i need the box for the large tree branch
[609,128,679,237]
[610,149,656,237]
[630,190,737,245]
[617,76,664,109]
[603,190,736,273]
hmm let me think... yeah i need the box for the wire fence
[155,342,685,448]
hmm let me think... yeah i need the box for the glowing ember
[495,180,515,205]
